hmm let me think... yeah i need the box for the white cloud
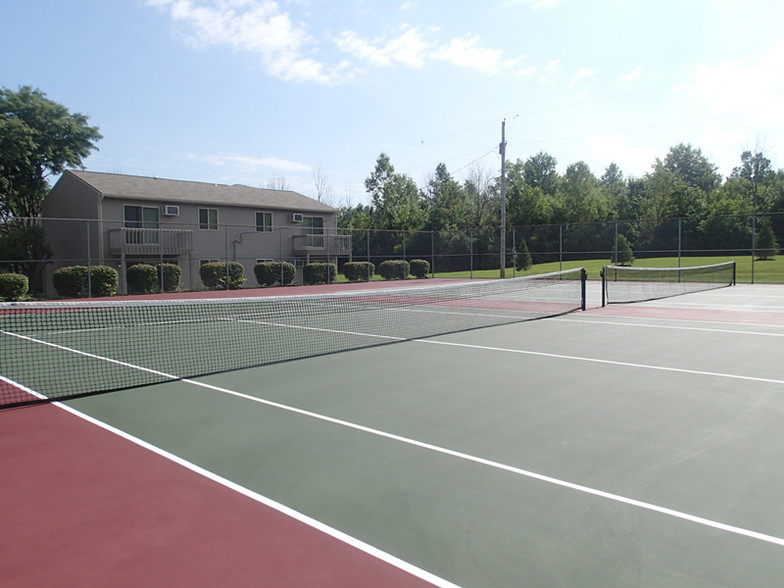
[147,0,342,83]
[192,153,312,173]
[432,36,522,75]
[335,27,430,69]
[150,1,528,81]
[538,58,561,83]
[620,65,643,82]
[502,0,559,9]
[334,31,392,67]
[517,65,536,77]
[570,67,598,86]
[686,42,784,125]
[337,27,523,75]
[585,133,660,177]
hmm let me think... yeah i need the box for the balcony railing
[108,227,193,256]
[292,234,352,256]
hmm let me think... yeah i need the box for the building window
[256,211,273,232]
[124,205,159,229]
[199,259,220,266]
[302,216,324,235]
[123,205,159,244]
[199,208,218,230]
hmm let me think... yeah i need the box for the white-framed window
[256,211,273,232]
[199,208,218,230]
[199,259,220,266]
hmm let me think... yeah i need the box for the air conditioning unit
[163,205,180,216]
[291,213,304,223]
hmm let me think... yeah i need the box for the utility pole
[499,119,507,278]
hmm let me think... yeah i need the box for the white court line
[5,332,784,551]
[554,317,784,337]
[650,302,784,311]
[0,374,458,588]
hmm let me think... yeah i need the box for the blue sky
[3,0,784,206]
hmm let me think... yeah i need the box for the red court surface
[587,304,784,326]
[0,403,439,588]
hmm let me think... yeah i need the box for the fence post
[430,230,435,278]
[677,218,682,269]
[159,226,165,293]
[751,215,756,284]
[559,224,563,272]
[224,224,230,288]
[402,230,407,279]
[86,221,92,297]
[613,222,618,264]
[470,230,474,279]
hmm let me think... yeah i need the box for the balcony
[292,234,352,256]
[108,227,193,256]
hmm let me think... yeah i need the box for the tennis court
[3,268,784,587]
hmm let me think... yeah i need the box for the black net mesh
[1,270,586,408]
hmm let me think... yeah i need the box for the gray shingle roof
[68,170,337,213]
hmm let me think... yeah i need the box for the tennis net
[1,268,586,408]
[601,261,736,306]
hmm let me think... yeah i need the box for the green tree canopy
[0,86,102,222]
[657,143,721,196]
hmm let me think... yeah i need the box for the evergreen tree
[615,233,635,266]
[755,217,779,260]
[515,238,533,272]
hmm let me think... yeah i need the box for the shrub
[378,259,410,280]
[756,217,779,260]
[304,262,337,285]
[342,261,375,282]
[88,266,119,297]
[53,265,118,298]
[615,234,635,266]
[158,263,182,292]
[200,261,246,290]
[409,259,430,278]
[0,273,29,301]
[515,239,533,272]
[53,266,88,297]
[254,261,296,287]
[126,264,158,294]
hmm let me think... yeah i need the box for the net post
[732,260,737,286]
[600,266,606,307]
[581,268,587,311]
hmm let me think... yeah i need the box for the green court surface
[57,285,784,587]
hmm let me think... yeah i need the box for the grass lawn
[432,255,784,284]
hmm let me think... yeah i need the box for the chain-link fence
[1,213,781,297]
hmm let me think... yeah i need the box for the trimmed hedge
[377,259,410,280]
[0,273,29,301]
[254,261,296,287]
[158,263,182,292]
[127,264,158,294]
[409,259,430,278]
[200,261,246,290]
[303,262,337,285]
[342,261,375,282]
[53,265,118,298]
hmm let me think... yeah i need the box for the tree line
[339,145,784,266]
